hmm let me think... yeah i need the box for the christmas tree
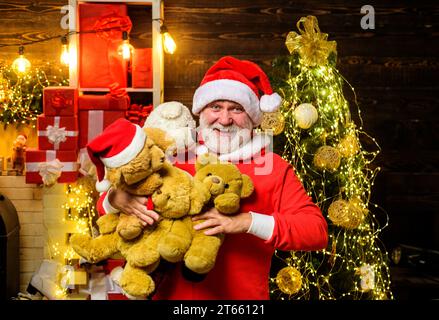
[265,16,393,300]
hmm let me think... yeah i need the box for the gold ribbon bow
[285,15,337,67]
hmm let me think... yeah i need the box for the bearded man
[96,56,328,300]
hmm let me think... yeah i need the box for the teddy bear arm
[70,232,120,263]
[189,181,211,215]
[124,227,161,268]
[96,212,120,234]
[240,174,255,198]
[116,213,144,240]
[214,193,241,214]
[184,219,223,274]
[158,219,193,263]
[119,263,155,298]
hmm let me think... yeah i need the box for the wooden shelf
[79,88,154,93]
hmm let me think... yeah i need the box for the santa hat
[86,118,146,192]
[192,56,282,125]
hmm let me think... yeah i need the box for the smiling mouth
[213,128,233,136]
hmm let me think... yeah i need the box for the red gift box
[78,94,130,111]
[79,3,131,88]
[132,48,152,88]
[43,87,78,116]
[78,110,126,148]
[37,115,79,150]
[107,293,129,300]
[25,149,78,184]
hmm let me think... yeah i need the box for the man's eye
[232,108,243,113]
[210,105,220,110]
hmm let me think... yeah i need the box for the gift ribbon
[285,15,337,66]
[93,13,132,42]
[50,92,74,110]
[87,110,104,142]
[38,116,78,150]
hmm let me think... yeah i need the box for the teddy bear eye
[224,183,229,189]
[206,173,212,176]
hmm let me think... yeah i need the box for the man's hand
[108,188,160,227]
[192,207,252,236]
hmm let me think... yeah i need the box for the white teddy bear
[143,101,196,155]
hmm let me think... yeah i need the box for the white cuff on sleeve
[246,211,275,241]
[102,189,120,214]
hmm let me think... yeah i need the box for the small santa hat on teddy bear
[86,118,146,193]
[192,56,282,126]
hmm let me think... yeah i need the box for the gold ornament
[293,103,318,129]
[338,133,360,158]
[313,146,341,171]
[276,266,302,295]
[261,111,285,135]
[285,15,337,67]
[328,198,367,229]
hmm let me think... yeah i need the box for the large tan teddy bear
[70,118,175,298]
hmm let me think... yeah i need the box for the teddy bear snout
[211,177,220,184]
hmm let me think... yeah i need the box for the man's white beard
[199,114,253,154]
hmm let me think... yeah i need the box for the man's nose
[217,111,233,126]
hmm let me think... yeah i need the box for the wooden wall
[0,0,438,295]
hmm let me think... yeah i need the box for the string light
[160,24,176,54]
[60,36,71,66]
[0,64,68,126]
[11,46,31,75]
[117,31,135,61]
[270,56,393,300]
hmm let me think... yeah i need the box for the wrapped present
[79,3,131,88]
[125,104,153,126]
[78,110,125,148]
[78,84,130,111]
[43,87,78,116]
[25,149,78,185]
[37,115,79,150]
[132,48,153,88]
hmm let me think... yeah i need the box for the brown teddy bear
[183,153,255,274]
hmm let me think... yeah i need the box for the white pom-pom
[260,93,282,112]
[96,179,111,193]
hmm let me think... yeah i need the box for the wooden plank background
[0,0,438,293]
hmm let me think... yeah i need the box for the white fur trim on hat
[101,125,146,168]
[193,79,262,125]
[260,93,282,113]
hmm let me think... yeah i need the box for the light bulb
[163,32,176,54]
[12,46,31,75]
[117,31,134,61]
[60,36,70,66]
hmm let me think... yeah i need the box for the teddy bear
[143,101,196,155]
[182,153,255,274]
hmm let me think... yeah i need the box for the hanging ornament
[293,103,318,129]
[276,266,302,295]
[313,145,341,171]
[338,133,360,158]
[261,111,285,135]
[357,264,375,292]
[328,198,367,229]
[285,15,337,67]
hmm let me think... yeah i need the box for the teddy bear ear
[241,174,254,198]
[195,153,220,171]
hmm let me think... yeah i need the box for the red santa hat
[192,56,282,125]
[86,118,146,192]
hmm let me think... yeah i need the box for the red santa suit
[97,135,328,300]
